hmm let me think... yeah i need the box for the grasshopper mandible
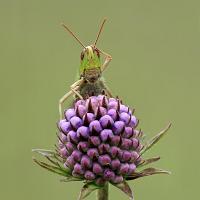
[59,19,113,119]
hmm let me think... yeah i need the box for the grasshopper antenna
[94,18,107,48]
[61,23,86,49]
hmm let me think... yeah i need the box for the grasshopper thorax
[80,45,102,83]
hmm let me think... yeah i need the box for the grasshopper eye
[80,51,84,60]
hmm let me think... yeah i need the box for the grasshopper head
[80,46,101,73]
[79,45,101,83]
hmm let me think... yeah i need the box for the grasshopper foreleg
[59,79,84,119]
[99,49,112,72]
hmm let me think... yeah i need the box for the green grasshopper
[59,19,113,119]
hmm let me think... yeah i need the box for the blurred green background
[0,0,199,199]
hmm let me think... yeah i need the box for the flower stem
[97,183,109,200]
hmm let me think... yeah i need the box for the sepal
[111,181,134,200]
[140,123,171,155]
[137,156,160,168]
[126,167,171,180]
[78,182,102,200]
[32,148,71,177]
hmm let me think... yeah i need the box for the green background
[0,0,199,199]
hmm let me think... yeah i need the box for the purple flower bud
[103,169,115,181]
[65,109,76,121]
[123,127,133,138]
[98,143,110,154]
[81,155,92,169]
[77,126,89,139]
[99,115,114,128]
[128,163,136,174]
[98,154,111,166]
[109,98,117,102]
[120,112,131,125]
[131,151,140,162]
[73,163,84,175]
[59,121,71,134]
[65,142,75,154]
[83,113,95,124]
[67,130,79,144]
[108,101,118,109]
[89,120,102,133]
[136,144,143,152]
[84,170,96,180]
[87,148,99,159]
[120,105,129,113]
[111,175,123,184]
[59,147,68,157]
[99,106,107,116]
[119,163,129,175]
[121,138,132,150]
[132,138,139,149]
[60,133,68,143]
[109,146,120,158]
[86,97,99,111]
[71,150,82,162]
[110,135,121,146]
[135,155,142,164]
[90,96,99,104]
[77,141,89,152]
[89,136,101,146]
[107,109,118,121]
[75,99,85,108]
[93,162,103,174]
[96,106,107,118]
[100,129,113,142]
[66,156,75,168]
[133,129,139,137]
[70,116,83,130]
[122,151,132,162]
[58,140,64,148]
[76,105,87,118]
[72,171,82,178]
[129,115,137,127]
[112,121,125,135]
[97,95,104,101]
[111,159,121,170]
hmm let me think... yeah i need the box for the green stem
[97,183,109,200]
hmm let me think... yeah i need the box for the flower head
[57,95,142,184]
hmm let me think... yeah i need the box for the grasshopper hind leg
[59,79,84,120]
[59,90,73,120]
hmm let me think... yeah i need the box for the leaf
[33,148,63,163]
[137,157,160,168]
[33,157,71,177]
[112,181,134,200]
[32,149,56,157]
[60,177,82,182]
[126,167,171,181]
[140,123,172,155]
[78,182,102,200]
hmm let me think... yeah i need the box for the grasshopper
[59,19,113,119]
